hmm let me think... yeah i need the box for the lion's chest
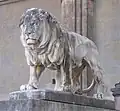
[30,52,52,67]
[38,52,64,69]
[28,50,63,70]
[26,39,65,69]
[38,54,51,68]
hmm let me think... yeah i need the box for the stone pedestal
[4,89,115,111]
[111,82,120,111]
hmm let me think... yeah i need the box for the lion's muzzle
[26,39,36,45]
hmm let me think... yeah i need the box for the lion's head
[19,8,59,49]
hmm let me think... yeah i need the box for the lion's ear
[19,14,25,27]
[46,12,57,24]
[19,10,28,27]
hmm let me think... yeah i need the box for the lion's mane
[19,8,66,68]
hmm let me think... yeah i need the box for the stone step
[0,89,115,111]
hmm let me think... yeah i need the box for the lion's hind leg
[84,55,105,99]
[71,60,87,93]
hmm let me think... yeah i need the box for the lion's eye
[34,22,37,25]
[31,22,34,26]
[31,21,37,26]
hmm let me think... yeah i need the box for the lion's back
[65,31,99,61]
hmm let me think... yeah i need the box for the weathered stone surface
[94,0,120,99]
[7,99,115,111]
[0,101,8,111]
[9,90,115,110]
[111,82,120,111]
[61,0,96,97]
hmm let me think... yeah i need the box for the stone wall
[0,100,115,111]
[94,0,120,99]
[0,90,115,111]
[0,0,60,99]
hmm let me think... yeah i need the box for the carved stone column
[61,0,76,32]
[61,0,88,35]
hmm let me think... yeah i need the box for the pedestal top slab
[9,89,47,100]
[9,89,115,110]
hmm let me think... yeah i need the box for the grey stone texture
[0,0,120,101]
[9,90,115,109]
[7,100,115,111]
[6,90,115,111]
[61,0,95,97]
[0,0,60,99]
[61,0,120,100]
[111,82,120,111]
[0,101,8,111]
[94,0,120,99]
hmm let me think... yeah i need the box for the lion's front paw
[54,85,72,92]
[62,85,72,92]
[93,93,104,99]
[20,84,38,91]
[74,89,83,95]
[54,87,63,91]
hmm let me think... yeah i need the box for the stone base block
[0,89,116,111]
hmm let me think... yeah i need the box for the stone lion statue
[19,8,105,98]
